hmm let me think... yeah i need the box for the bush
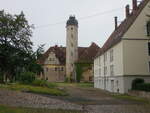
[32,79,57,88]
[32,79,47,87]
[20,72,35,84]
[136,83,150,92]
[0,72,4,83]
[132,78,144,90]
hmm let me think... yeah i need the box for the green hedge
[20,72,35,84]
[32,79,57,88]
[136,83,150,92]
[132,78,144,90]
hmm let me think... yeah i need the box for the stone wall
[128,90,150,99]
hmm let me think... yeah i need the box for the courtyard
[0,83,150,113]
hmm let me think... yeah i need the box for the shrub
[64,77,69,83]
[32,79,47,87]
[0,72,4,83]
[132,78,144,90]
[20,72,35,84]
[136,83,150,92]
[32,79,57,88]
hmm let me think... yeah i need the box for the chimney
[132,0,137,11]
[114,16,118,30]
[126,5,130,18]
[55,45,58,48]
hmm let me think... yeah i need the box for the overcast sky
[0,0,132,50]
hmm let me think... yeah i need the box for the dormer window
[146,21,150,36]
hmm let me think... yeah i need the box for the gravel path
[0,87,150,113]
[0,89,82,110]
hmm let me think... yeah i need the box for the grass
[0,83,68,96]
[113,94,150,104]
[76,82,94,88]
[0,105,83,113]
[56,82,94,88]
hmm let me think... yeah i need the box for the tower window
[71,52,73,56]
[71,27,73,30]
[71,43,73,47]
[71,34,73,38]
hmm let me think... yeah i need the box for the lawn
[56,82,94,88]
[0,105,83,113]
[0,83,68,96]
[113,94,150,104]
[76,82,94,88]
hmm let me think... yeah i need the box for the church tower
[66,16,78,81]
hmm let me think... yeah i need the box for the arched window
[146,21,150,36]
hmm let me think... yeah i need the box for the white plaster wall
[94,41,124,91]
[123,1,150,39]
[123,40,150,75]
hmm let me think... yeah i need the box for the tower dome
[66,16,78,27]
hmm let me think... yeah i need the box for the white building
[94,0,150,93]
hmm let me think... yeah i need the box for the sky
[0,0,132,51]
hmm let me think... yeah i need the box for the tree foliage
[0,10,43,83]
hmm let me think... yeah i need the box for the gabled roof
[38,46,66,65]
[96,0,149,57]
[78,42,100,63]
[38,42,100,65]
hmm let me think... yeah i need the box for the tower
[66,16,78,81]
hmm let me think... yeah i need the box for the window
[71,27,73,30]
[71,43,73,47]
[71,51,73,56]
[46,68,48,72]
[110,65,114,76]
[49,58,54,61]
[55,67,57,71]
[99,57,101,66]
[99,68,101,76]
[149,62,150,72]
[104,53,107,62]
[147,21,150,36]
[71,34,73,38]
[61,67,64,71]
[110,49,114,62]
[148,42,150,55]
[104,66,107,75]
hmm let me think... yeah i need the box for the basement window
[146,21,150,36]
[149,62,150,72]
[148,42,150,55]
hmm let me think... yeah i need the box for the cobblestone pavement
[0,89,82,110]
[0,87,150,113]
[85,105,150,113]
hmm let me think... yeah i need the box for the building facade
[94,0,150,93]
[38,16,100,82]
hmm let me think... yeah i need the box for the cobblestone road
[0,86,150,113]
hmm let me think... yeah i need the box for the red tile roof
[96,0,149,57]
[38,42,100,65]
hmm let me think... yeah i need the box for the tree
[0,10,34,82]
